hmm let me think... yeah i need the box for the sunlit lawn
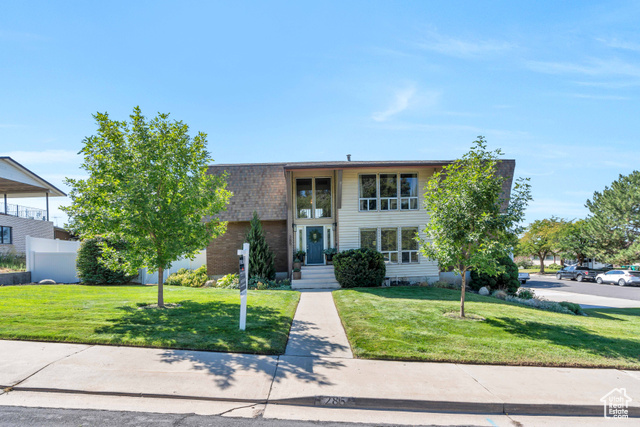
[334,286,640,369]
[0,285,299,354]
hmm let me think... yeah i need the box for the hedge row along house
[206,159,516,288]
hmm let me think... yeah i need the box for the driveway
[523,274,640,309]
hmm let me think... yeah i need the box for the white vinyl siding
[338,167,439,278]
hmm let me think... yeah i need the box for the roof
[208,159,517,222]
[213,160,456,170]
[0,157,67,198]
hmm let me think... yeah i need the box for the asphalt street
[525,274,640,301]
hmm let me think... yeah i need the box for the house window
[379,174,398,211]
[380,228,398,263]
[359,173,419,211]
[359,226,420,264]
[0,226,11,244]
[359,174,377,211]
[296,179,313,218]
[315,178,332,218]
[360,228,377,250]
[400,174,418,210]
[296,177,332,219]
[401,227,419,263]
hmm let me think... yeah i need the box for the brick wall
[206,220,288,277]
[0,214,54,254]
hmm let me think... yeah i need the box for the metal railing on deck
[0,201,48,221]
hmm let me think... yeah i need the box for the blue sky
[1,1,639,227]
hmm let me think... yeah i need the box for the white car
[595,269,640,286]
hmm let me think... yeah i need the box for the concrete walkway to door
[284,289,353,359]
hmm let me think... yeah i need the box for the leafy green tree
[517,217,565,273]
[421,137,531,317]
[246,211,276,280]
[557,220,592,266]
[63,107,231,307]
[585,171,640,265]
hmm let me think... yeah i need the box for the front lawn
[0,285,299,354]
[333,287,640,369]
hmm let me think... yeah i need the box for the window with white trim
[380,228,398,263]
[401,227,419,263]
[296,177,332,219]
[359,226,419,264]
[358,173,419,211]
[359,174,377,211]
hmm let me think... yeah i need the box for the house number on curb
[237,242,249,331]
[315,396,356,407]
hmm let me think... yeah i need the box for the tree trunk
[158,267,164,308]
[539,254,545,274]
[460,269,466,318]
[578,254,584,266]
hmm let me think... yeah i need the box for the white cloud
[597,37,640,52]
[372,87,417,122]
[0,149,81,165]
[415,30,515,59]
[564,93,630,101]
[526,58,640,79]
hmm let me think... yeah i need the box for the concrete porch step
[291,265,340,290]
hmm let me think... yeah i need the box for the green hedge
[333,248,386,288]
[76,237,137,285]
[470,256,520,295]
[165,266,208,287]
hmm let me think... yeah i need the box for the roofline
[208,159,515,170]
[0,156,67,197]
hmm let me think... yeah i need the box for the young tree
[517,217,564,273]
[585,171,640,265]
[245,211,276,280]
[421,137,531,317]
[63,107,231,307]
[557,219,591,266]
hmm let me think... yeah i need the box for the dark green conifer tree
[585,171,640,265]
[245,211,276,280]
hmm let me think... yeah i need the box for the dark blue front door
[306,226,324,264]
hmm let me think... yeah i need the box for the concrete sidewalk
[1,339,639,419]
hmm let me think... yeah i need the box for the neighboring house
[207,159,516,283]
[0,157,66,254]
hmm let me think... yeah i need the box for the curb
[2,385,630,417]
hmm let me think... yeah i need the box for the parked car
[555,265,600,282]
[518,272,530,285]
[596,270,640,286]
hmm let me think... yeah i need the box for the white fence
[26,236,81,283]
[25,236,206,284]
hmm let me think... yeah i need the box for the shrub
[470,256,520,295]
[76,237,137,285]
[505,295,574,315]
[0,248,25,271]
[491,290,507,300]
[165,265,208,287]
[432,280,461,290]
[516,288,535,300]
[548,263,562,270]
[215,273,239,289]
[333,248,386,288]
[516,258,533,269]
[246,211,276,280]
[559,301,585,315]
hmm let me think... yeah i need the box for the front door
[306,226,324,264]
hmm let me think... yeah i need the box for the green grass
[333,286,640,369]
[0,285,300,354]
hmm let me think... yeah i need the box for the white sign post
[237,243,249,331]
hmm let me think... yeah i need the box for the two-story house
[206,159,515,286]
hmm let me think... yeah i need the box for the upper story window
[296,177,332,219]
[0,226,12,244]
[359,173,419,212]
